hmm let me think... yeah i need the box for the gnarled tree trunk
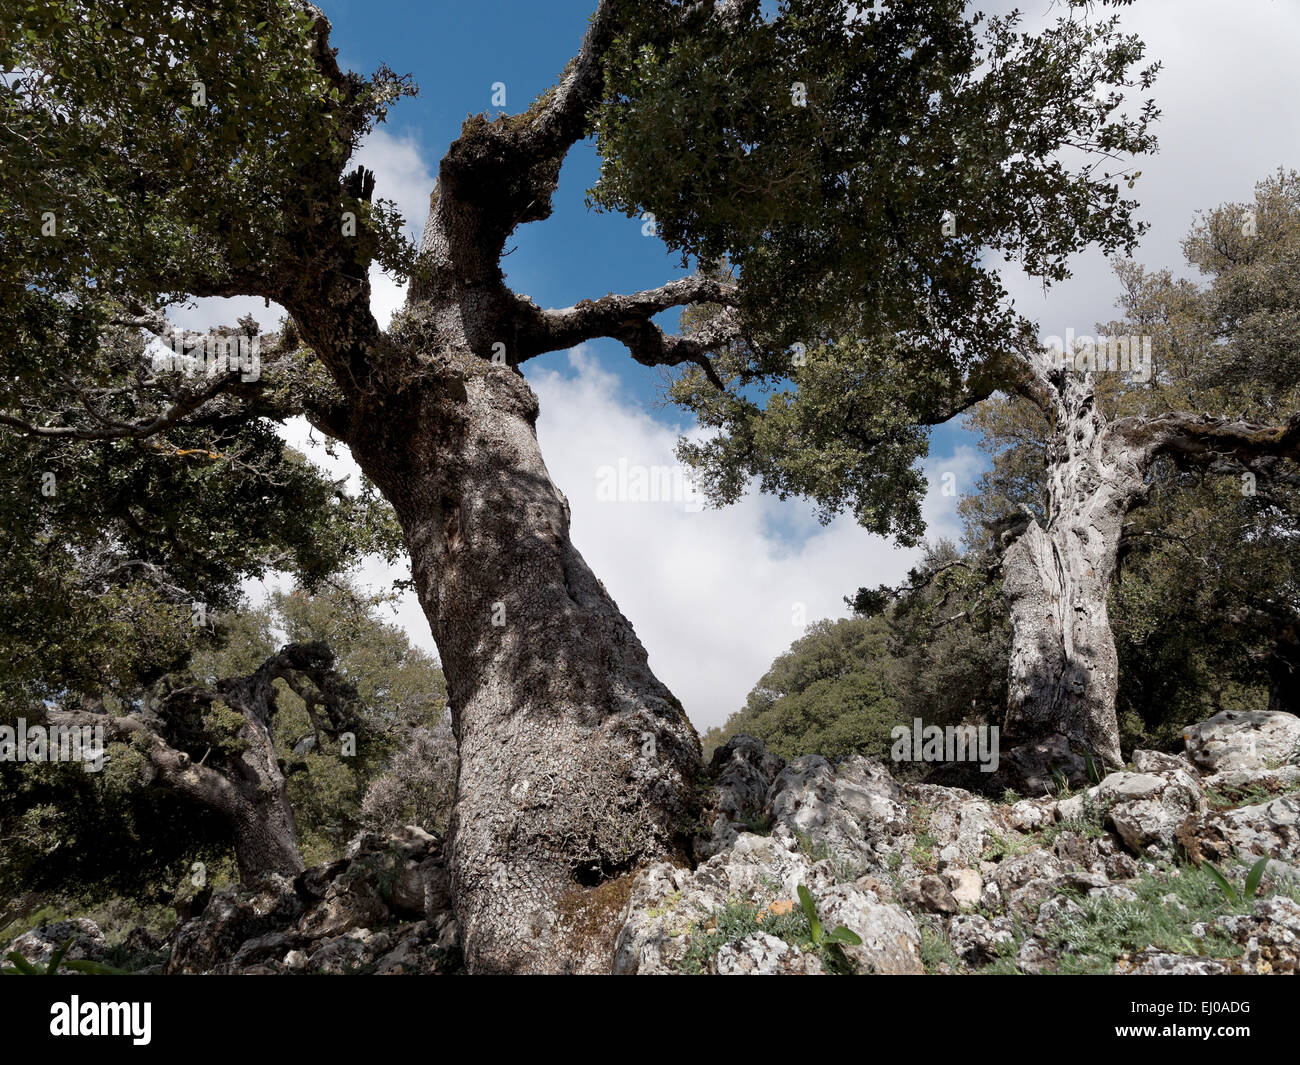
[46,642,354,885]
[350,361,700,973]
[224,714,307,884]
[1001,356,1146,767]
[999,344,1300,767]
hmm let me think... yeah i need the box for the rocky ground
[8,708,1300,975]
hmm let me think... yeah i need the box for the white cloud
[243,348,974,733]
[352,127,435,328]
[532,347,979,730]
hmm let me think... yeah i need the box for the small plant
[1083,750,1104,786]
[796,884,862,949]
[1204,857,1271,906]
[2,938,128,975]
[983,831,1033,861]
[793,829,832,863]
[916,914,960,973]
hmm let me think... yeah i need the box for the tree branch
[0,371,247,441]
[42,708,243,815]
[513,276,740,385]
[1122,410,1300,471]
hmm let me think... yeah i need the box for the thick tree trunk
[1003,522,1124,766]
[351,361,701,974]
[230,790,306,884]
[225,710,306,883]
[1001,368,1144,767]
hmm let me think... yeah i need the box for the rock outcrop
[9,710,1300,975]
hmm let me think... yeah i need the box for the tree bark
[220,699,307,883]
[349,364,701,973]
[229,787,306,884]
[1000,355,1145,766]
[998,350,1300,765]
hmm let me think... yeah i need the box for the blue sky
[208,1,1300,729]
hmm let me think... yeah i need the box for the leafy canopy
[592,0,1157,542]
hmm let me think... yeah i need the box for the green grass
[982,831,1034,861]
[674,895,856,975]
[1036,863,1298,974]
[737,811,775,835]
[916,914,960,973]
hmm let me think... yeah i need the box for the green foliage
[796,883,861,948]
[621,0,1158,540]
[0,0,415,335]
[916,914,962,973]
[0,386,405,710]
[711,539,1009,765]
[676,898,810,974]
[182,582,448,863]
[1036,864,1266,974]
[597,0,1155,349]
[674,888,860,975]
[1204,857,1272,907]
[0,581,446,916]
[706,615,901,760]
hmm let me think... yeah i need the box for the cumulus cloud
[531,347,979,730]
[247,348,975,732]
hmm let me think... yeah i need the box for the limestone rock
[1184,709,1300,775]
[1121,948,1228,976]
[165,875,302,974]
[1213,895,1300,974]
[816,884,924,974]
[1196,794,1300,865]
[944,868,983,908]
[697,735,786,860]
[768,755,912,878]
[947,913,1013,964]
[5,918,106,968]
[715,932,822,975]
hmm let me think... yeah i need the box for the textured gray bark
[348,352,701,973]
[1001,348,1300,766]
[999,352,1143,766]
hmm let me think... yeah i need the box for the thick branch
[42,708,242,814]
[1121,410,1300,471]
[513,276,740,386]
